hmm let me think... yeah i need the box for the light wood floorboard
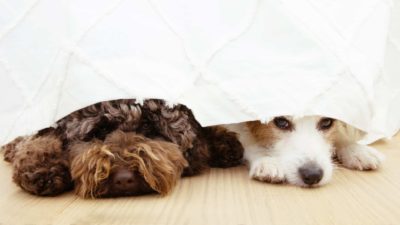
[1,134,399,225]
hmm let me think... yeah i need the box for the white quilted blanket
[0,0,399,145]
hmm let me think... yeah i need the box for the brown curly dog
[1,99,243,198]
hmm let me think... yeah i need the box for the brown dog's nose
[298,163,323,185]
[108,168,154,197]
[112,169,138,192]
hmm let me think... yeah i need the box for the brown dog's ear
[105,131,188,195]
[2,136,26,162]
[128,140,188,195]
[69,141,114,198]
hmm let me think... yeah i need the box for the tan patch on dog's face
[246,120,278,148]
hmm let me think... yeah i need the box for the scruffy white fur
[224,116,385,187]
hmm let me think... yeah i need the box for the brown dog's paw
[12,135,72,196]
[16,165,72,196]
[204,126,244,168]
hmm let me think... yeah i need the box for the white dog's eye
[318,118,334,131]
[273,117,292,131]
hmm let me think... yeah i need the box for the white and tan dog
[224,116,385,187]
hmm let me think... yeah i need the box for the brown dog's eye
[273,117,292,130]
[318,118,335,130]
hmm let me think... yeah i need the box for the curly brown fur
[3,136,25,162]
[140,99,210,176]
[2,99,243,198]
[70,130,188,198]
[204,126,244,168]
[9,134,72,196]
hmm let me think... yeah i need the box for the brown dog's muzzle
[107,168,154,197]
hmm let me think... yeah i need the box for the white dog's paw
[338,144,385,170]
[249,157,285,183]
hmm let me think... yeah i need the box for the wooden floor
[1,134,399,225]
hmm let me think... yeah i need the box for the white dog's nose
[298,163,323,185]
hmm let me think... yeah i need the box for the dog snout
[298,163,323,185]
[111,168,139,192]
[107,168,155,197]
